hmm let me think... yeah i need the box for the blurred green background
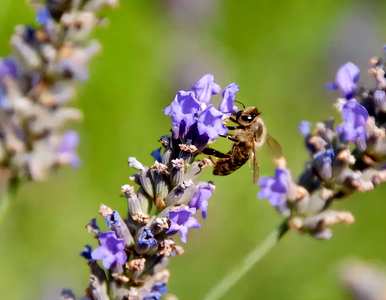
[1,0,386,299]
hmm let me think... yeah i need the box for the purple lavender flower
[0,58,18,79]
[164,90,200,138]
[258,168,291,211]
[166,206,200,243]
[219,83,239,114]
[329,62,360,99]
[337,99,369,150]
[80,245,93,261]
[298,120,311,137]
[57,131,80,167]
[91,231,127,269]
[313,148,335,180]
[189,182,215,218]
[136,228,158,252]
[191,73,220,103]
[164,74,230,147]
[36,8,52,26]
[151,283,168,295]
[374,90,386,107]
[143,293,162,300]
[197,106,227,140]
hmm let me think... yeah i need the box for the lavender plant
[204,53,386,300]
[68,74,240,300]
[0,0,118,213]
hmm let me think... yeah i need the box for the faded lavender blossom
[0,0,118,201]
[258,53,386,240]
[68,75,237,299]
[340,260,386,300]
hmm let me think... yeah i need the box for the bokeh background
[1,0,386,299]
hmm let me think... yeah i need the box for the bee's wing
[265,134,283,160]
[252,141,260,184]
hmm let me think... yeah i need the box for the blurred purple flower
[219,83,239,113]
[36,8,52,26]
[151,283,168,295]
[337,99,368,150]
[80,245,93,261]
[313,148,335,180]
[298,120,311,137]
[91,231,127,269]
[57,130,80,167]
[0,58,18,80]
[166,206,200,243]
[143,293,161,300]
[191,73,220,103]
[374,90,386,107]
[189,182,215,218]
[329,62,360,99]
[258,168,291,210]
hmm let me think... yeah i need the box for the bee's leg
[219,134,239,142]
[202,147,230,158]
[226,125,244,130]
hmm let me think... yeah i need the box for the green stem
[0,189,10,224]
[0,179,19,224]
[203,220,289,300]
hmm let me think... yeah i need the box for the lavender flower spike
[71,75,242,299]
[255,48,386,240]
[0,0,119,197]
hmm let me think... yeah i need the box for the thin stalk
[0,179,19,225]
[203,220,289,300]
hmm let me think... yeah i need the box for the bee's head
[235,107,261,126]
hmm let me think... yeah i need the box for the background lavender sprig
[204,50,386,300]
[258,55,386,239]
[70,74,238,300]
[0,0,118,211]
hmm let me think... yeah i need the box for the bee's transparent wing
[266,134,283,160]
[252,142,260,184]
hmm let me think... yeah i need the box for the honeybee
[203,105,282,182]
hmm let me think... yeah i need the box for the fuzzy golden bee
[203,105,282,182]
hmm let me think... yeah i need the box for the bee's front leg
[219,134,239,142]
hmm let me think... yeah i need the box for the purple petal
[219,83,239,113]
[335,62,360,99]
[191,74,221,103]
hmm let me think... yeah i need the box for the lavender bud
[121,184,143,216]
[170,158,185,186]
[165,180,194,206]
[99,205,134,247]
[128,156,145,171]
[150,161,170,210]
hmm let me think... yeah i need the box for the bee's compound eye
[241,115,253,122]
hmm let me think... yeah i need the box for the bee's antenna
[235,100,246,109]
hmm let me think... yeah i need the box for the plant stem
[0,179,19,225]
[0,189,10,224]
[203,220,289,300]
